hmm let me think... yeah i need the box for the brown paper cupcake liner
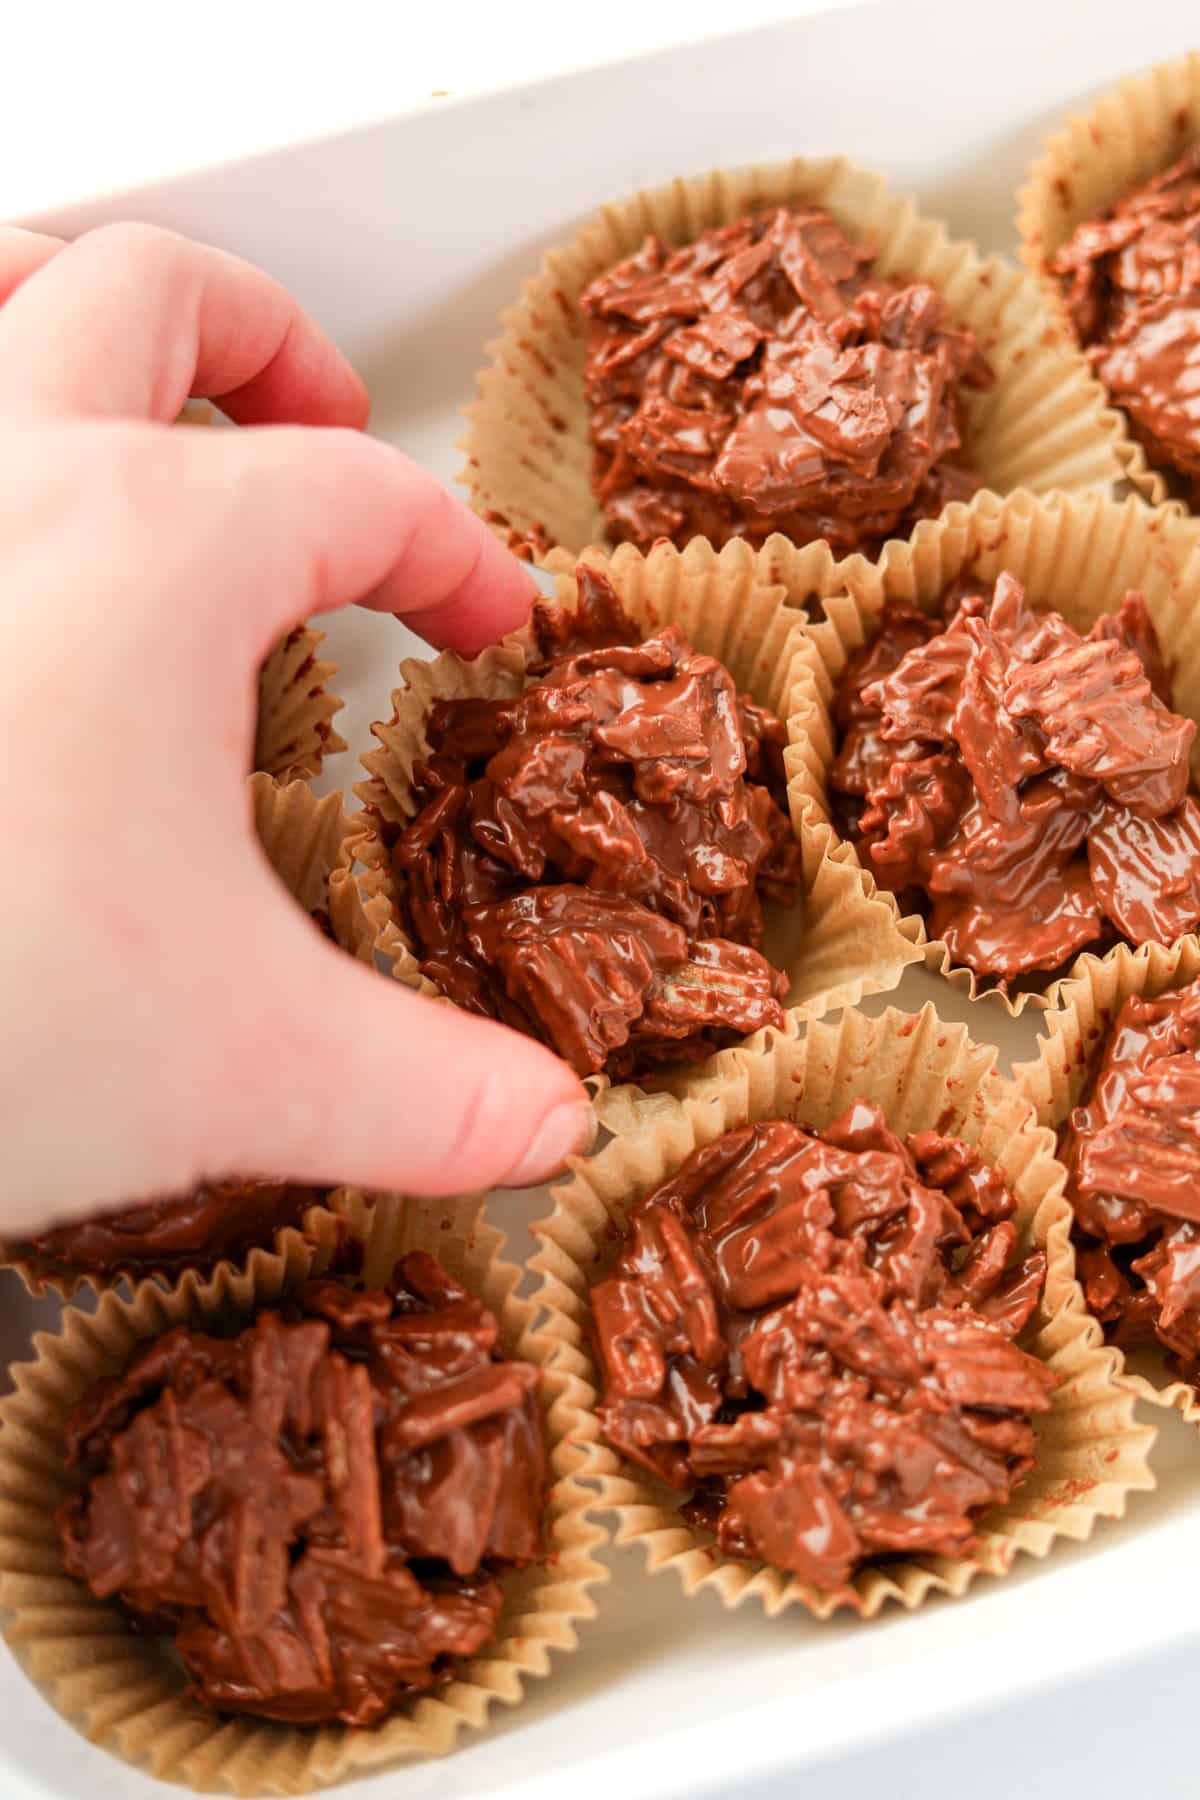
[530,1004,1156,1621]
[256,626,347,784]
[0,1189,609,1795]
[2,1194,345,1308]
[460,153,1136,561]
[1017,51,1200,509]
[785,485,1200,1016]
[249,770,390,968]
[349,538,925,1069]
[3,775,394,1300]
[1014,935,1200,1431]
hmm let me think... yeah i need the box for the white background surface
[3,3,1200,1798]
[3,0,857,222]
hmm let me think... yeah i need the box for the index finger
[0,221,368,428]
[171,424,537,658]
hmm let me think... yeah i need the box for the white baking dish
[5,4,1200,1796]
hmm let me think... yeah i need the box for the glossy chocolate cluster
[26,1179,324,1278]
[580,203,991,553]
[830,574,1200,982]
[393,567,803,1079]
[1052,146,1200,500]
[1065,974,1200,1387]
[58,1254,545,1726]
[592,1106,1053,1589]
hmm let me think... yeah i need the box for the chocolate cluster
[393,567,803,1079]
[25,1179,324,1278]
[1064,975,1200,1388]
[830,574,1200,982]
[580,203,991,554]
[1052,146,1200,501]
[592,1106,1053,1589]
[59,1254,545,1726]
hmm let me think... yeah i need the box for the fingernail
[502,1101,595,1188]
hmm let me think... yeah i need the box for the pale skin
[0,222,594,1237]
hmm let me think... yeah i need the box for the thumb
[217,891,594,1197]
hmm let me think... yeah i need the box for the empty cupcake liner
[460,153,1137,561]
[0,1188,609,1795]
[3,775,394,1300]
[1014,934,1200,1431]
[1017,50,1200,508]
[249,770,391,968]
[348,537,925,1074]
[256,627,347,784]
[785,485,1200,1015]
[530,1003,1156,1621]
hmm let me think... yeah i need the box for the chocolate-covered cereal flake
[830,574,1200,983]
[58,1254,546,1726]
[393,567,803,1079]
[580,204,991,554]
[592,1107,1053,1588]
[1051,147,1200,501]
[1064,974,1200,1388]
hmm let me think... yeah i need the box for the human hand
[0,223,592,1235]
